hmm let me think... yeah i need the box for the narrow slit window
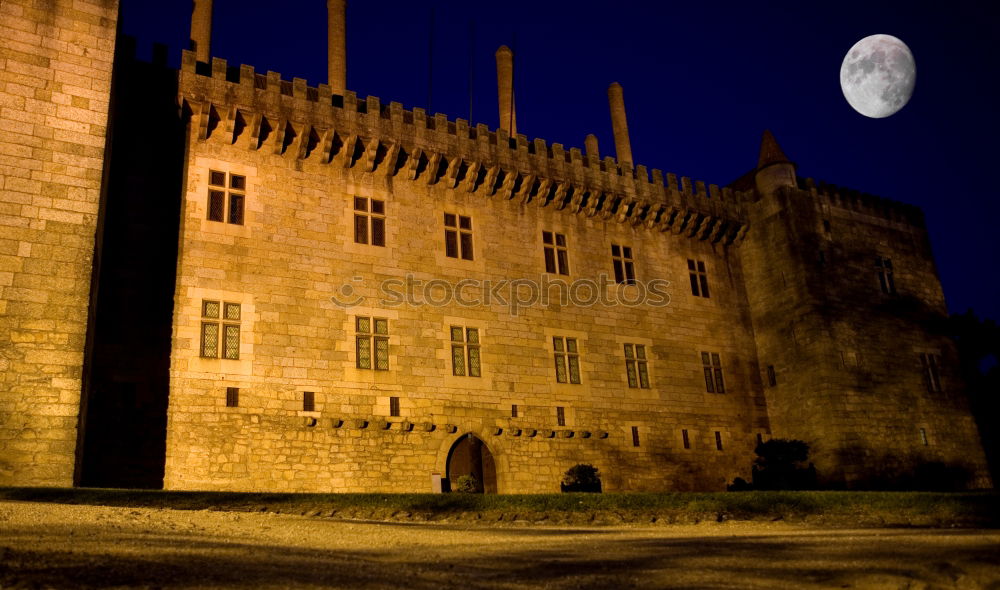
[920,353,942,392]
[389,396,400,417]
[511,404,518,418]
[303,391,315,412]
[766,365,777,387]
[715,431,723,451]
[225,387,239,408]
[631,426,640,447]
[682,429,690,449]
[556,406,565,426]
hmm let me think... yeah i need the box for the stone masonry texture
[0,0,118,486]
[0,4,991,493]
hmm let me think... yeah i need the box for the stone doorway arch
[446,433,497,493]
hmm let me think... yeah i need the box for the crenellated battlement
[177,50,750,245]
[797,176,925,228]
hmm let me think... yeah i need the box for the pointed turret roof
[757,129,790,169]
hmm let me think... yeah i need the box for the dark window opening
[226,387,239,408]
[766,364,777,387]
[631,426,640,447]
[612,244,635,284]
[715,431,723,450]
[701,352,725,393]
[682,429,690,449]
[876,257,896,294]
[389,396,400,417]
[445,213,473,259]
[303,391,315,412]
[920,353,942,392]
[688,259,710,297]
[207,170,245,226]
[542,231,569,275]
[556,406,565,426]
[354,197,386,246]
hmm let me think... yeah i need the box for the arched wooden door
[446,433,497,493]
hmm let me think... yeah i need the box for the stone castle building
[0,0,992,492]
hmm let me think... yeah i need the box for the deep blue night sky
[120,0,1000,321]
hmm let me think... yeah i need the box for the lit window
[624,343,650,388]
[200,300,240,360]
[450,326,481,377]
[356,316,389,370]
[553,337,581,384]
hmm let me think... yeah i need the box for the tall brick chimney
[607,82,632,166]
[328,0,347,94]
[190,0,213,64]
[496,46,516,136]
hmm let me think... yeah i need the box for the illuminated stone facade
[0,2,991,492]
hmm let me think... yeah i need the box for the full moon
[840,34,916,118]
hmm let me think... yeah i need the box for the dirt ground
[1,500,999,589]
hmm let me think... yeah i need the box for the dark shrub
[453,474,481,493]
[748,439,817,490]
[561,464,602,492]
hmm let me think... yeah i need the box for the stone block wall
[163,64,768,493]
[743,186,992,487]
[0,0,118,486]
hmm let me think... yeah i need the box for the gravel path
[1,500,998,589]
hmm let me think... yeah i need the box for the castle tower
[739,131,991,488]
[0,0,120,486]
